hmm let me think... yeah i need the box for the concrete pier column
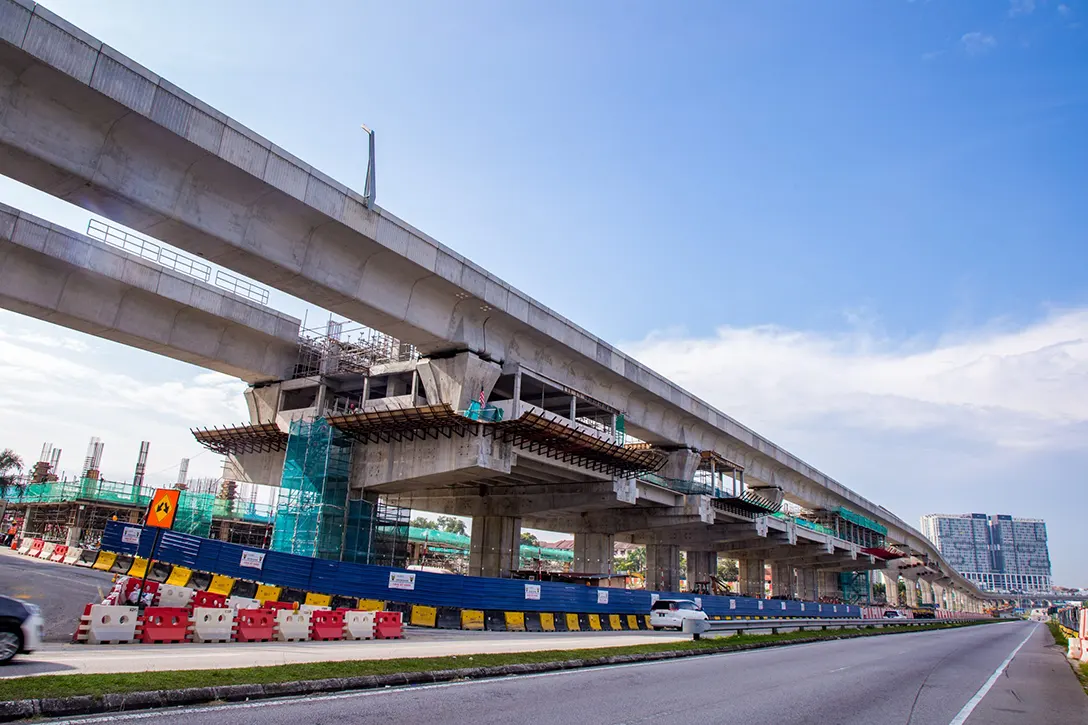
[646,544,681,591]
[797,568,818,601]
[416,352,502,411]
[738,558,766,598]
[904,579,919,608]
[818,570,840,599]
[770,562,795,598]
[919,580,934,605]
[572,532,615,575]
[469,515,521,578]
[685,550,718,588]
[884,572,901,607]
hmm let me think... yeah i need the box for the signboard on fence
[388,572,416,591]
[524,584,541,601]
[121,526,141,545]
[597,590,609,605]
[240,550,266,570]
[145,488,180,529]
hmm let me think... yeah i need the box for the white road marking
[948,623,1037,725]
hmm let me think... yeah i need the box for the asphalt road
[37,621,1088,725]
[0,548,115,642]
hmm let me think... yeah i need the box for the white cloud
[1009,0,1036,16]
[624,308,1088,452]
[1058,3,1072,16]
[961,32,997,55]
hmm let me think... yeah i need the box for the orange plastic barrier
[234,609,276,642]
[28,538,44,557]
[191,591,227,609]
[310,610,345,641]
[49,544,69,562]
[374,611,404,639]
[139,607,191,643]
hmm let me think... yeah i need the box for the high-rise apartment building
[920,513,1051,593]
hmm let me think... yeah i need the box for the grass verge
[1047,620,1069,648]
[0,621,991,702]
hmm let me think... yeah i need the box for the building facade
[920,513,1051,593]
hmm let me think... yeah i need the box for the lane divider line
[948,623,1037,725]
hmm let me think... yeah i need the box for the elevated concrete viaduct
[0,2,990,609]
[0,202,299,382]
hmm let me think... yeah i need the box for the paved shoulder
[965,622,1088,724]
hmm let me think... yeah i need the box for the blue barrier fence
[101,521,860,618]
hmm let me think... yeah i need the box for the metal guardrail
[86,220,270,306]
[682,617,970,640]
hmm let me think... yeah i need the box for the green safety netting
[772,512,836,537]
[409,526,573,562]
[837,506,888,535]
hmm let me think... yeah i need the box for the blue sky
[0,0,1085,584]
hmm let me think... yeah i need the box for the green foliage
[436,515,467,536]
[717,559,739,581]
[521,531,539,546]
[0,448,23,487]
[614,546,646,574]
[410,517,437,529]
[1047,619,1068,648]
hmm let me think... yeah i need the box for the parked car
[650,598,709,630]
[0,595,43,664]
[883,610,905,619]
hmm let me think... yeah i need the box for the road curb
[0,624,988,722]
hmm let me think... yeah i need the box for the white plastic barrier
[299,604,331,617]
[274,609,311,641]
[191,607,235,643]
[84,604,139,644]
[157,584,195,609]
[62,547,83,565]
[38,542,56,560]
[16,539,32,555]
[342,610,376,640]
[227,596,261,613]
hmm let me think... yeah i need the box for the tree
[872,583,886,597]
[0,449,23,487]
[717,559,739,581]
[521,532,539,546]
[614,546,646,575]
[436,516,467,536]
[410,517,438,529]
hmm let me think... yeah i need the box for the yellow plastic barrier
[566,613,581,631]
[411,605,438,627]
[358,598,385,611]
[504,611,526,632]
[626,615,639,630]
[461,609,485,630]
[588,614,602,631]
[644,615,652,629]
[126,558,149,579]
[255,584,281,602]
[305,592,332,607]
[207,574,235,596]
[91,551,117,571]
[540,613,556,631]
[608,614,622,631]
[165,566,193,587]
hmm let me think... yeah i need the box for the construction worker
[2,522,16,546]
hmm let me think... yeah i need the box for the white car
[650,598,709,630]
[0,595,43,664]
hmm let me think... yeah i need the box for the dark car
[0,595,43,664]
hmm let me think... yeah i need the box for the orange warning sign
[145,488,180,529]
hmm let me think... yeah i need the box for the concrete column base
[770,562,794,598]
[685,550,717,588]
[738,558,766,598]
[818,570,840,600]
[796,568,818,601]
[469,515,521,578]
[904,579,919,608]
[646,544,681,591]
[572,532,615,575]
[884,571,901,607]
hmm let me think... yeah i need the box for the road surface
[35,621,1088,725]
[0,548,114,642]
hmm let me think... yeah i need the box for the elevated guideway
[0,1,987,604]
[0,202,300,382]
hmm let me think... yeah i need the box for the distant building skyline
[920,513,1051,593]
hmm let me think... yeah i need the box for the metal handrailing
[682,616,977,640]
[86,220,270,306]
